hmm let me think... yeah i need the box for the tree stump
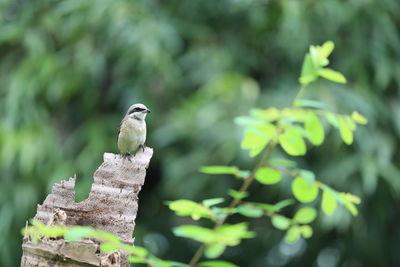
[21,148,153,267]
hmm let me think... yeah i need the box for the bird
[117,103,151,156]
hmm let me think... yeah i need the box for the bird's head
[126,103,151,121]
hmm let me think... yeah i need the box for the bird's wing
[117,119,123,142]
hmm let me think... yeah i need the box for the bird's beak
[145,108,151,113]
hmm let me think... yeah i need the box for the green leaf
[228,189,248,200]
[321,191,337,215]
[294,99,325,109]
[300,225,313,239]
[338,116,354,145]
[324,112,339,128]
[167,200,214,220]
[271,215,291,230]
[92,230,121,244]
[297,169,315,184]
[247,202,275,213]
[237,205,264,218]
[199,261,239,267]
[205,243,226,258]
[152,258,174,267]
[200,166,240,176]
[241,124,276,157]
[344,193,361,204]
[255,167,282,185]
[128,256,147,263]
[320,41,335,58]
[202,198,225,207]
[173,225,215,243]
[272,199,296,211]
[291,177,319,203]
[285,226,301,244]
[305,113,324,146]
[215,223,255,246]
[279,127,306,156]
[347,116,356,130]
[351,111,368,125]
[341,193,361,216]
[293,207,317,224]
[65,227,94,242]
[269,158,297,168]
[100,242,118,253]
[299,54,318,85]
[344,201,358,216]
[212,207,238,216]
[310,45,328,67]
[124,246,148,257]
[318,68,346,84]
[36,226,66,237]
[248,199,294,214]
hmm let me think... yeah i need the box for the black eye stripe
[128,107,145,114]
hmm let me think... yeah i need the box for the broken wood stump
[21,147,153,267]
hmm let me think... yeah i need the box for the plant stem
[188,141,277,266]
[293,85,307,104]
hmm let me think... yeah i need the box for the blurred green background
[0,0,399,266]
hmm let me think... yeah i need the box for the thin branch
[188,141,277,266]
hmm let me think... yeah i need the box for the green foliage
[338,116,354,145]
[237,204,264,218]
[65,226,94,242]
[255,167,282,185]
[304,113,324,146]
[279,126,307,156]
[227,189,248,200]
[202,198,225,207]
[199,166,249,179]
[291,177,319,203]
[300,225,314,239]
[167,200,216,221]
[173,225,216,244]
[285,225,301,244]
[246,199,294,214]
[351,111,368,125]
[239,124,276,157]
[199,261,238,267]
[174,223,254,259]
[321,191,338,216]
[23,220,186,267]
[299,41,346,85]
[166,41,365,265]
[268,158,297,168]
[271,215,291,230]
[293,207,317,224]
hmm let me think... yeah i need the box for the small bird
[117,103,151,156]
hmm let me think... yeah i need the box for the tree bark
[21,148,153,267]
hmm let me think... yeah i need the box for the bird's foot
[123,153,133,162]
[139,144,146,152]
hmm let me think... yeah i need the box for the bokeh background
[0,0,399,266]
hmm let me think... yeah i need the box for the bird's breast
[118,118,146,153]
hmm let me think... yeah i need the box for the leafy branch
[167,41,367,267]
